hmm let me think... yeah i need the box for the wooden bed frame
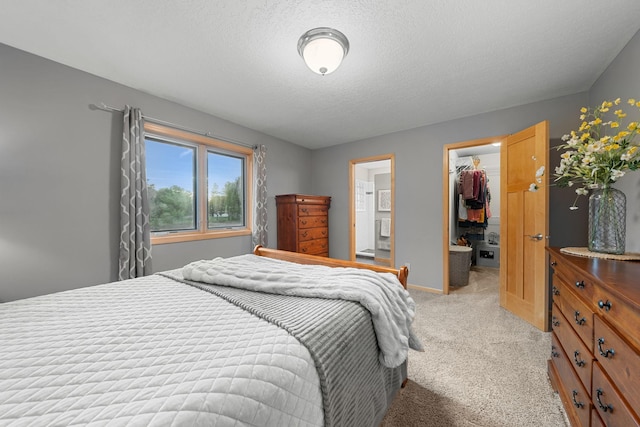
[253,245,409,289]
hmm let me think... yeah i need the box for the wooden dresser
[547,247,640,427]
[275,194,331,257]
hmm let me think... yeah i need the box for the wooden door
[500,121,549,331]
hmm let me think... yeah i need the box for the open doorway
[349,154,395,267]
[442,136,506,295]
[443,123,550,331]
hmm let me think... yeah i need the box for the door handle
[526,233,544,241]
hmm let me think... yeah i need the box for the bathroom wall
[374,172,391,260]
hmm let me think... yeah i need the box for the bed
[0,246,419,426]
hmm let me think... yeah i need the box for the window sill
[151,228,252,245]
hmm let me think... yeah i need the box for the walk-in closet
[448,144,501,292]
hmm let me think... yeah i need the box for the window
[144,123,253,244]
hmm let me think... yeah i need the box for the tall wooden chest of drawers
[547,247,640,427]
[275,194,331,257]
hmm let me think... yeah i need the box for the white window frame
[145,123,253,245]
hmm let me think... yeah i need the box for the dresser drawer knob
[597,337,615,358]
[551,345,559,358]
[552,316,560,327]
[573,311,586,326]
[595,389,613,413]
[573,350,586,367]
[598,300,612,311]
[575,280,585,289]
[301,231,308,238]
[550,260,557,267]
[571,390,584,409]
[552,286,560,296]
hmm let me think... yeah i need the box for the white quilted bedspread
[0,274,323,427]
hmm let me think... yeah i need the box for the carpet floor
[381,266,569,427]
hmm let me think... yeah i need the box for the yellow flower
[614,131,630,141]
[540,99,640,204]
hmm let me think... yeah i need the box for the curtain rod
[90,102,255,149]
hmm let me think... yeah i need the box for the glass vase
[588,186,626,254]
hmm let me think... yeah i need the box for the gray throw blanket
[182,254,423,368]
[164,273,404,427]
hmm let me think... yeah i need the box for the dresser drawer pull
[573,311,586,326]
[571,390,584,408]
[301,208,309,214]
[301,231,308,238]
[551,345,559,358]
[552,286,560,296]
[595,389,613,413]
[597,337,615,358]
[573,350,586,367]
[552,316,560,327]
[551,260,557,267]
[598,300,612,311]
[575,280,585,289]
[301,220,308,225]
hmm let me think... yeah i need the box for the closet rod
[90,102,255,149]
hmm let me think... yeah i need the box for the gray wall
[0,43,312,302]
[3,27,638,300]
[311,94,589,291]
[315,22,640,291]
[589,29,640,253]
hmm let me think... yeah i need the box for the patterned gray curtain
[252,144,268,248]
[119,106,152,280]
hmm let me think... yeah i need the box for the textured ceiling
[2,1,640,149]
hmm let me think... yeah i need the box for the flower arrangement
[531,98,640,208]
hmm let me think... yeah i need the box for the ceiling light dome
[297,27,349,75]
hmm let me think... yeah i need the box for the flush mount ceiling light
[297,27,349,75]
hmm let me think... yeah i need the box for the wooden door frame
[442,136,507,295]
[349,154,395,267]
